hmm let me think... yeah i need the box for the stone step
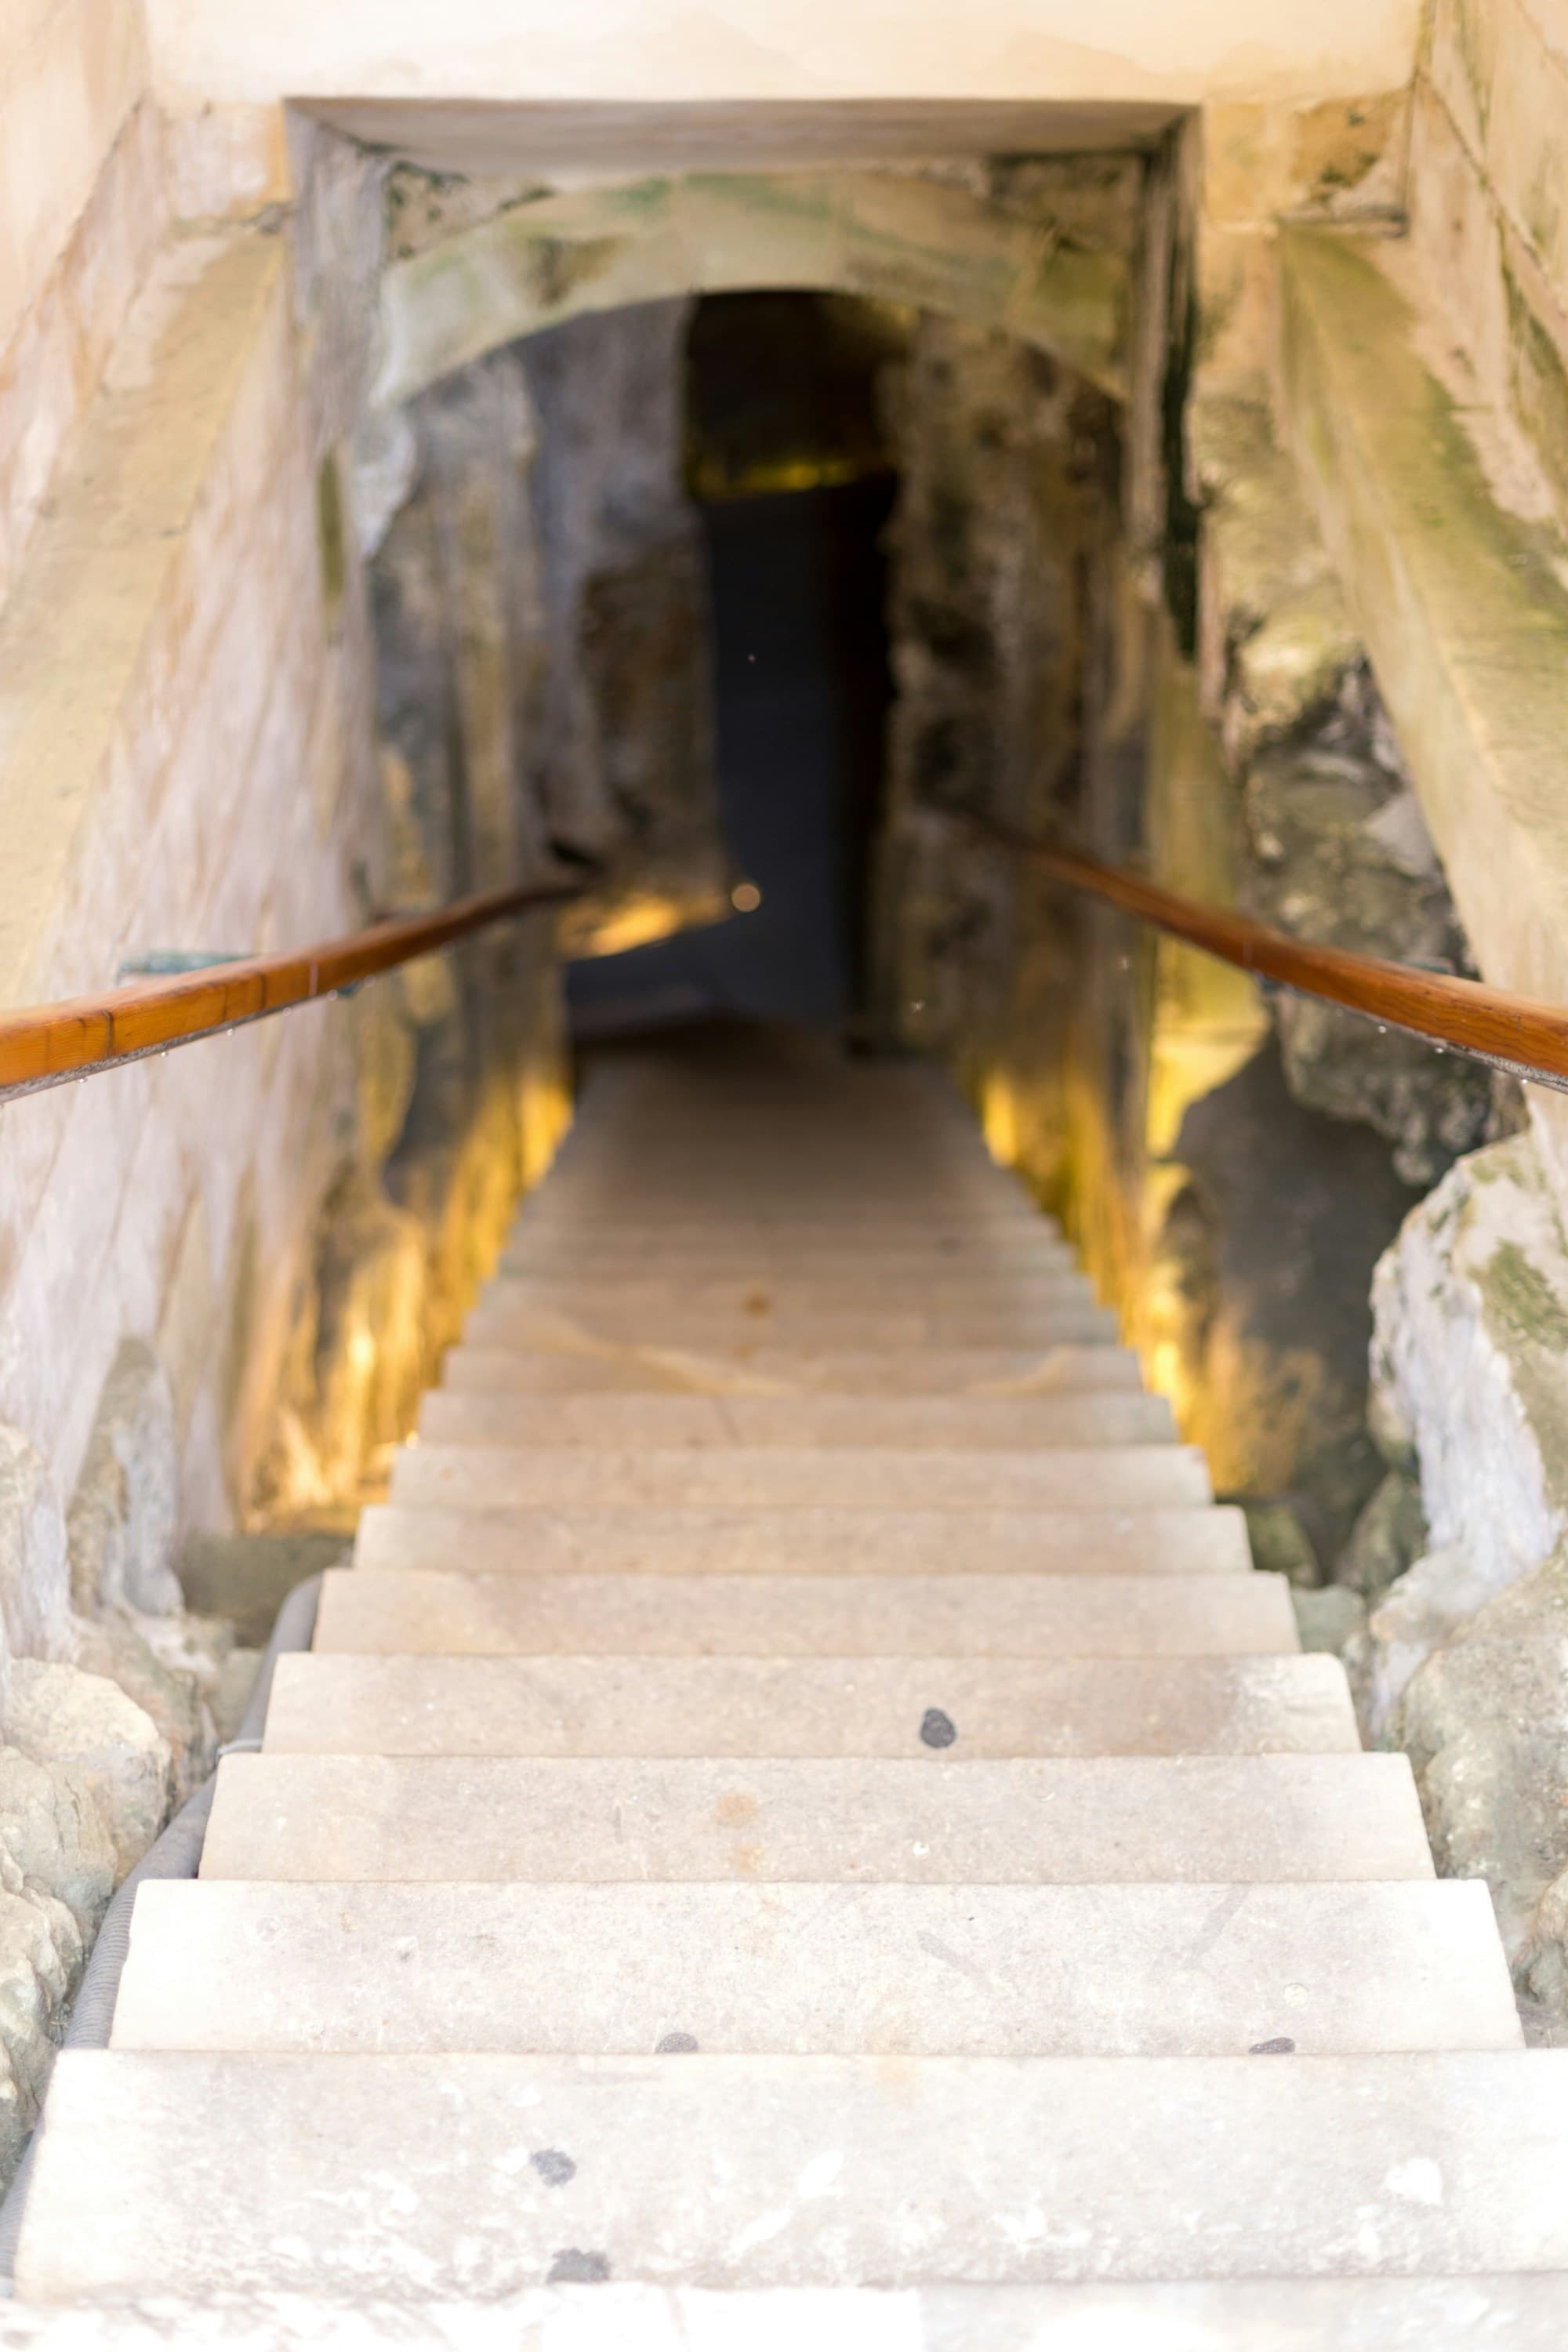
[353,1501,1254,1578]
[521,1185,1042,1214]
[261,1652,1359,1759]
[388,1443,1210,1513]
[467,1298,1123,1352]
[199,1754,1436,1883]
[548,1159,1018,1188]
[22,2049,1568,2298]
[11,2279,1568,2352]
[465,1301,1123,1348]
[435,1344,1145,1396]
[543,1185,1044,1204]
[514,1211,1059,1242]
[503,1240,1076,1272]
[488,1272,1097,1312]
[314,1566,1301,1657]
[421,1385,1178,1451]
[111,1878,1521,2059]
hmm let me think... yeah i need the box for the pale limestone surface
[111,1878,1520,2057]
[19,2050,1568,2297]
[0,100,166,615]
[261,1650,1359,1759]
[419,1388,1176,1450]
[353,1501,1254,1578]
[0,0,147,360]
[198,1754,1436,1884]
[389,1442,1210,1512]
[314,1565,1299,1656]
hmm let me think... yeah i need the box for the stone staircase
[12,1029,1568,2340]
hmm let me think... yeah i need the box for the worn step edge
[197,1753,1437,1884]
[18,2052,1568,2297]
[419,1386,1178,1450]
[434,1345,1145,1398]
[313,1566,1301,1656]
[350,1502,1255,1578]
[387,1444,1213,1512]
[259,1652,1362,1758]
[111,1878,1522,2057]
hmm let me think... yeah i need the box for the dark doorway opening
[566,291,904,1040]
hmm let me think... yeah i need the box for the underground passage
[3,13,1568,2337]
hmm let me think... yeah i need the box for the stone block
[0,1748,114,1940]
[5,1658,171,1882]
[0,1425,71,1674]
[65,1341,183,1617]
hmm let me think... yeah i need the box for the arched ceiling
[371,170,1133,409]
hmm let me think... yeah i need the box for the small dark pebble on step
[531,2149,576,2186]
[656,2031,700,2053]
[920,1708,958,1748]
[548,2249,611,2284]
[1249,2036,1296,2055]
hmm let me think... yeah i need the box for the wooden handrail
[970,815,1568,1094]
[0,876,588,1104]
[5,819,1565,1102]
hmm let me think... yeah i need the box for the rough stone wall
[1149,391,1504,1566]
[0,137,387,1531]
[0,99,400,2178]
[242,238,727,1520]
[0,101,572,2165]
[1361,1131,1568,2032]
[873,158,1141,1229]
[517,303,728,947]
[877,126,1501,1576]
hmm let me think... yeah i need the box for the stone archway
[371,169,1133,409]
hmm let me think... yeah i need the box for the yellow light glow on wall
[980,1071,1020,1168]
[568,884,755,959]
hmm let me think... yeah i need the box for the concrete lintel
[372,171,1131,410]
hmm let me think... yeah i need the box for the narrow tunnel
[10,76,1568,2260]
[566,292,900,1040]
